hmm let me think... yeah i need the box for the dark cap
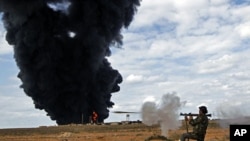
[199,106,208,114]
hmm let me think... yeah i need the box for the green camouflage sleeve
[189,116,203,126]
[189,115,208,135]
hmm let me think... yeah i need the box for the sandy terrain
[0,120,229,141]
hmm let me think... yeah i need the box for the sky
[1,0,250,128]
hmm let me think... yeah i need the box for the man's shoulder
[200,114,208,118]
[198,114,209,121]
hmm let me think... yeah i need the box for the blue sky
[1,0,250,128]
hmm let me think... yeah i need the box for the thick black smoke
[0,0,140,125]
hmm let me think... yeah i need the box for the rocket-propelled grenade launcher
[180,113,212,117]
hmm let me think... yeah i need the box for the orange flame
[92,111,98,123]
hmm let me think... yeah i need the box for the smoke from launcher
[0,0,140,125]
[141,93,183,136]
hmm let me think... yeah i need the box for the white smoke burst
[141,92,184,136]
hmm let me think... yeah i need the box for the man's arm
[189,116,203,126]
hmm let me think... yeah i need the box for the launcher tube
[180,113,212,117]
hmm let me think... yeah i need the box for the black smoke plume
[0,0,140,125]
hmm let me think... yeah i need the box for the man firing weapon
[180,106,210,141]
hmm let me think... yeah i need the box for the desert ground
[0,120,229,141]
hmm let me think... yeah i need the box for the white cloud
[126,74,144,83]
[0,16,12,55]
[130,0,174,28]
[210,0,229,5]
[143,96,156,103]
[235,22,250,38]
[0,86,56,128]
[109,0,250,122]
[230,71,250,80]
[148,39,181,57]
[196,54,237,74]
[0,31,12,55]
[0,20,12,54]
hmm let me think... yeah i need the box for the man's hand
[188,115,193,121]
[185,116,188,121]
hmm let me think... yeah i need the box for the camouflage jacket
[189,114,208,136]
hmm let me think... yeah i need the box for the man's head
[199,106,208,114]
